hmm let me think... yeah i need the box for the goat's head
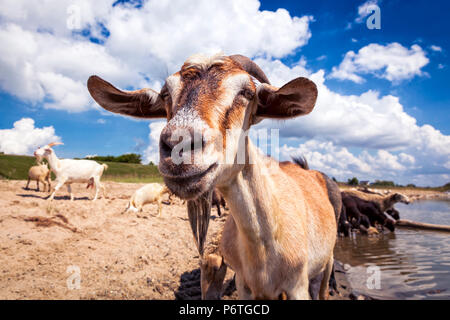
[200,253,227,300]
[34,142,63,162]
[393,193,410,204]
[87,53,318,199]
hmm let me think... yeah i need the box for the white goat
[34,142,107,201]
[124,183,171,216]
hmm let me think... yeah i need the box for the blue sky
[0,0,449,186]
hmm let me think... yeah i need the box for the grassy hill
[0,154,163,183]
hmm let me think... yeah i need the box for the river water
[334,199,450,300]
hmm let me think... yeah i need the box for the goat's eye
[160,92,169,101]
[240,89,254,100]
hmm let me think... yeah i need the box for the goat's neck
[382,195,395,210]
[46,151,61,172]
[219,141,280,260]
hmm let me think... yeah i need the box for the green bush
[87,153,142,164]
[371,180,396,187]
[347,177,359,186]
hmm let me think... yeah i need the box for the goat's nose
[159,126,206,159]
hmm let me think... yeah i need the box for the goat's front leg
[36,180,40,191]
[235,273,253,300]
[25,178,30,190]
[48,178,66,200]
[289,267,310,300]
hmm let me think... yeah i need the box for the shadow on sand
[174,268,236,300]
[16,193,90,201]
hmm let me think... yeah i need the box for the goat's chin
[162,164,218,200]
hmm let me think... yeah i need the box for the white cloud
[0,0,313,112]
[355,0,380,23]
[255,58,450,186]
[329,43,429,83]
[0,1,447,186]
[143,121,166,164]
[97,119,106,124]
[0,23,142,112]
[0,118,61,155]
[430,45,442,52]
[316,55,327,61]
[280,139,448,186]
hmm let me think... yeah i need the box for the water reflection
[335,200,450,300]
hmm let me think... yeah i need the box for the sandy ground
[0,179,356,300]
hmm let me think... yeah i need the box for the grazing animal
[25,164,51,192]
[342,190,409,212]
[212,189,227,216]
[87,53,337,300]
[124,183,171,216]
[386,208,400,220]
[338,205,351,237]
[34,143,107,201]
[342,193,395,232]
[342,194,371,229]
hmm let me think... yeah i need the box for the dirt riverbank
[0,180,372,300]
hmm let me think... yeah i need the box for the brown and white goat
[87,53,337,300]
[342,190,410,212]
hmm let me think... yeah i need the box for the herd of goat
[26,142,228,217]
[26,143,409,237]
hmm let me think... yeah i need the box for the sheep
[25,164,51,192]
[124,183,171,216]
[33,142,107,201]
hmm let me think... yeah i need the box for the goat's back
[28,165,49,179]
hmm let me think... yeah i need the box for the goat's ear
[87,75,166,118]
[255,77,317,119]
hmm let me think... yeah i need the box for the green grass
[0,154,163,183]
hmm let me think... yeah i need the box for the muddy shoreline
[0,180,414,300]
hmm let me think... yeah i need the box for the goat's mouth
[160,162,218,199]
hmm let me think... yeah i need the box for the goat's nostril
[160,138,172,155]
